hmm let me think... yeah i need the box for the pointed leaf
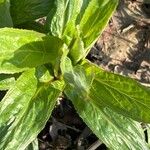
[65,87,149,149]
[0,0,13,27]
[46,0,118,63]
[63,59,149,149]
[0,69,38,148]
[63,59,150,123]
[10,0,54,25]
[0,68,64,149]
[85,61,150,123]
[46,0,81,38]
[0,28,64,74]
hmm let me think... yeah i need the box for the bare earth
[89,0,150,87]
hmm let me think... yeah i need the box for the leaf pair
[0,27,66,149]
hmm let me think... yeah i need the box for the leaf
[0,69,38,148]
[10,0,54,25]
[0,68,64,150]
[0,74,15,90]
[63,59,150,123]
[0,28,64,74]
[78,0,118,49]
[63,59,149,149]
[35,65,54,83]
[16,21,48,34]
[46,0,81,38]
[65,87,149,149]
[0,0,13,27]
[25,138,38,150]
[46,0,118,64]
[85,61,150,123]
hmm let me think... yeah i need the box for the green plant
[0,0,150,149]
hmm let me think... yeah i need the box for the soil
[38,98,106,150]
[88,0,150,84]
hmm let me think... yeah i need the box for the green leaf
[10,0,54,25]
[65,88,149,149]
[63,59,150,123]
[25,138,38,150]
[0,69,38,149]
[0,28,64,74]
[0,0,13,27]
[35,65,54,83]
[0,68,64,150]
[78,0,118,48]
[0,74,15,90]
[63,59,149,149]
[85,61,150,123]
[16,21,48,34]
[46,0,81,38]
[46,0,118,64]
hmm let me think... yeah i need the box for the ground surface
[38,0,150,149]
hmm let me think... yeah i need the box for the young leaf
[0,28,64,74]
[46,0,118,64]
[63,59,150,123]
[0,0,13,27]
[46,0,81,38]
[0,68,64,150]
[78,0,118,49]
[10,0,54,25]
[0,74,15,90]
[65,87,149,149]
